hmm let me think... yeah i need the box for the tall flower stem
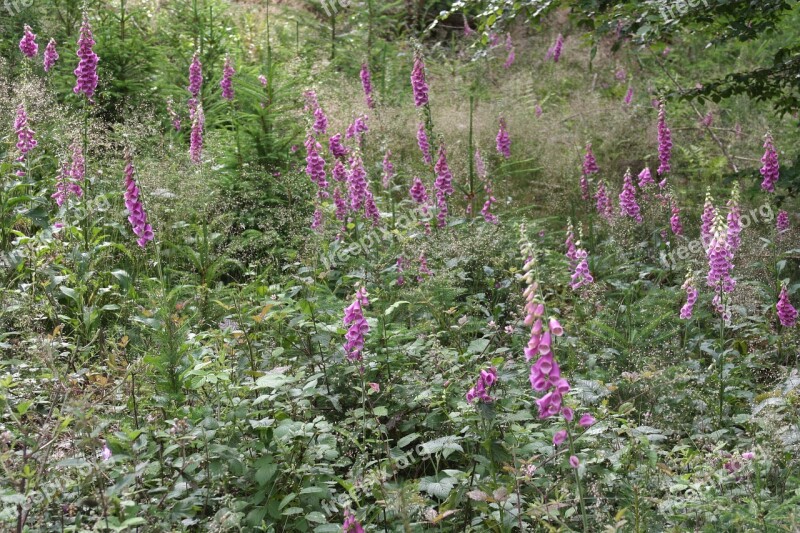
[82,102,90,251]
[468,95,475,217]
[567,428,589,533]
[717,291,726,427]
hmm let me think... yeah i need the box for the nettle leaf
[467,338,490,354]
[419,476,456,499]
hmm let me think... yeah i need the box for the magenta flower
[166,97,181,131]
[43,39,58,71]
[123,154,154,248]
[760,133,780,192]
[578,413,595,428]
[312,107,328,136]
[52,161,83,206]
[550,34,564,62]
[360,63,375,109]
[619,169,642,223]
[382,150,394,189]
[310,207,323,232]
[435,190,448,228]
[463,17,475,36]
[343,509,365,533]
[73,13,99,101]
[624,86,634,106]
[418,253,433,279]
[466,367,498,403]
[410,56,429,107]
[333,187,348,221]
[409,176,428,205]
[416,123,432,164]
[535,104,543,117]
[553,429,567,446]
[434,145,454,197]
[304,136,329,196]
[13,104,37,163]
[364,190,380,226]
[657,102,672,176]
[777,284,797,328]
[346,115,368,140]
[188,52,203,98]
[594,181,613,220]
[496,118,511,159]
[637,167,655,188]
[670,199,683,236]
[580,175,590,201]
[343,287,370,362]
[100,444,112,461]
[569,455,580,468]
[777,210,789,234]
[189,104,205,164]
[700,189,716,247]
[347,156,368,211]
[396,256,406,286]
[220,55,235,101]
[504,48,516,69]
[328,133,347,159]
[700,112,713,128]
[258,74,268,87]
[565,220,577,266]
[332,160,347,182]
[707,213,736,316]
[726,183,742,254]
[583,143,599,176]
[19,25,38,58]
[570,248,594,290]
[679,271,698,320]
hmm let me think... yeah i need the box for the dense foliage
[1,0,799,531]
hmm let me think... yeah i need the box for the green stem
[567,428,588,532]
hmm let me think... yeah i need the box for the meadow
[0,0,799,531]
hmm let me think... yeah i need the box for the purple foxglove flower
[618,169,642,223]
[670,199,683,236]
[188,52,203,98]
[569,455,580,468]
[347,156,368,211]
[657,102,672,176]
[69,143,85,183]
[310,207,323,232]
[343,509,365,533]
[706,213,736,307]
[364,190,380,226]
[313,107,328,136]
[463,17,475,37]
[435,190,448,228]
[777,210,789,234]
[562,406,574,422]
[700,189,716,247]
[553,429,567,446]
[551,34,564,63]
[700,112,713,127]
[410,56,429,107]
[580,174,590,201]
[382,150,394,189]
[679,271,698,320]
[258,74,268,87]
[777,284,797,328]
[332,160,347,182]
[360,63,375,109]
[760,133,779,193]
[73,13,99,101]
[304,136,329,195]
[579,413,595,428]
[190,104,205,164]
[19,25,38,58]
[409,176,428,205]
[328,133,347,159]
[343,287,370,361]
[433,145,454,197]
[594,181,613,220]
[504,48,515,69]
[565,222,577,266]
[13,104,37,163]
[549,317,563,336]
[637,167,655,188]
[623,86,634,106]
[123,154,154,248]
[101,444,112,461]
[417,123,432,164]
[466,367,498,403]
[418,253,432,279]
[52,163,72,206]
[496,118,511,158]
[396,256,406,286]
[43,39,58,72]
[583,143,599,175]
[570,248,594,290]
[220,55,235,101]
[475,149,487,180]
[535,104,543,117]
[333,187,348,221]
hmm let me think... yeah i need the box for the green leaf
[60,286,80,304]
[256,463,278,486]
[467,338,490,354]
[419,476,456,499]
[385,300,410,316]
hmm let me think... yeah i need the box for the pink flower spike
[777,283,797,328]
[19,25,39,58]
